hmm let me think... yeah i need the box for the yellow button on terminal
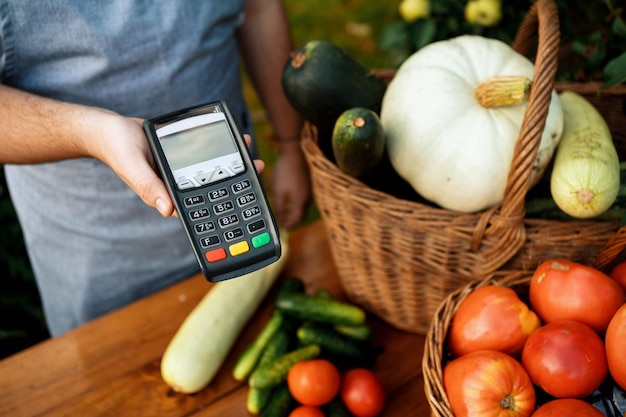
[229,241,250,256]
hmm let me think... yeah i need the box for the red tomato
[341,368,386,417]
[288,405,325,417]
[606,303,626,390]
[448,285,541,357]
[529,259,625,332]
[287,359,340,407]
[443,350,536,417]
[531,398,605,417]
[609,261,626,291]
[521,320,608,398]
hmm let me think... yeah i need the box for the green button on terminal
[251,232,271,248]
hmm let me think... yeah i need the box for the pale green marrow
[160,235,289,394]
[550,91,620,219]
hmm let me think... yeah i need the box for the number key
[218,213,239,229]
[189,208,210,221]
[236,192,256,207]
[208,187,229,201]
[232,179,251,194]
[184,195,205,207]
[223,227,244,242]
[242,205,261,220]
[213,200,234,215]
[194,221,216,235]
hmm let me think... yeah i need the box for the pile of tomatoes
[286,360,385,417]
[442,258,626,417]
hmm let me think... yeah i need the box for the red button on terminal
[205,248,227,263]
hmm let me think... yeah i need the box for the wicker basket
[422,226,626,417]
[300,0,626,334]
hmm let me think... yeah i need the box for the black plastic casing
[143,101,281,282]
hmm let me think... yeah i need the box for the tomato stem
[500,395,515,410]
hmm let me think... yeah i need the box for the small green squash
[332,107,385,178]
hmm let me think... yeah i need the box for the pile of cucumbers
[232,277,381,416]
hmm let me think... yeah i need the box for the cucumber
[332,107,385,178]
[246,329,292,414]
[550,90,621,218]
[233,311,284,381]
[249,344,321,389]
[313,289,371,340]
[247,387,274,416]
[257,328,293,368]
[334,323,372,341]
[275,278,309,333]
[277,277,306,297]
[260,383,296,417]
[297,322,380,367]
[276,293,366,326]
[314,288,332,299]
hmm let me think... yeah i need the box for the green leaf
[611,16,626,39]
[571,39,587,55]
[430,0,462,15]
[444,15,461,35]
[586,45,607,69]
[603,51,626,88]
[570,31,607,70]
[412,19,437,51]
[379,21,408,51]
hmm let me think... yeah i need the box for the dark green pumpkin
[281,40,387,155]
[332,107,385,178]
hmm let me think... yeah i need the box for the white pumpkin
[380,35,563,213]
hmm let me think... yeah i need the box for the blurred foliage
[379,0,626,87]
[285,0,398,68]
[380,0,526,67]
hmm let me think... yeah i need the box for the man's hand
[0,85,267,219]
[271,141,310,229]
[89,113,264,217]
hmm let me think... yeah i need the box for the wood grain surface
[0,220,429,416]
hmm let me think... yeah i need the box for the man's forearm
[0,84,99,164]
[237,0,302,143]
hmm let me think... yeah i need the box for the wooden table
[0,220,430,416]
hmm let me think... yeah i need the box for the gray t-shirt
[0,0,251,335]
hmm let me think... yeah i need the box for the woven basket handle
[497,0,560,221]
[593,226,626,271]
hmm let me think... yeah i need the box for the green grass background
[0,0,398,358]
